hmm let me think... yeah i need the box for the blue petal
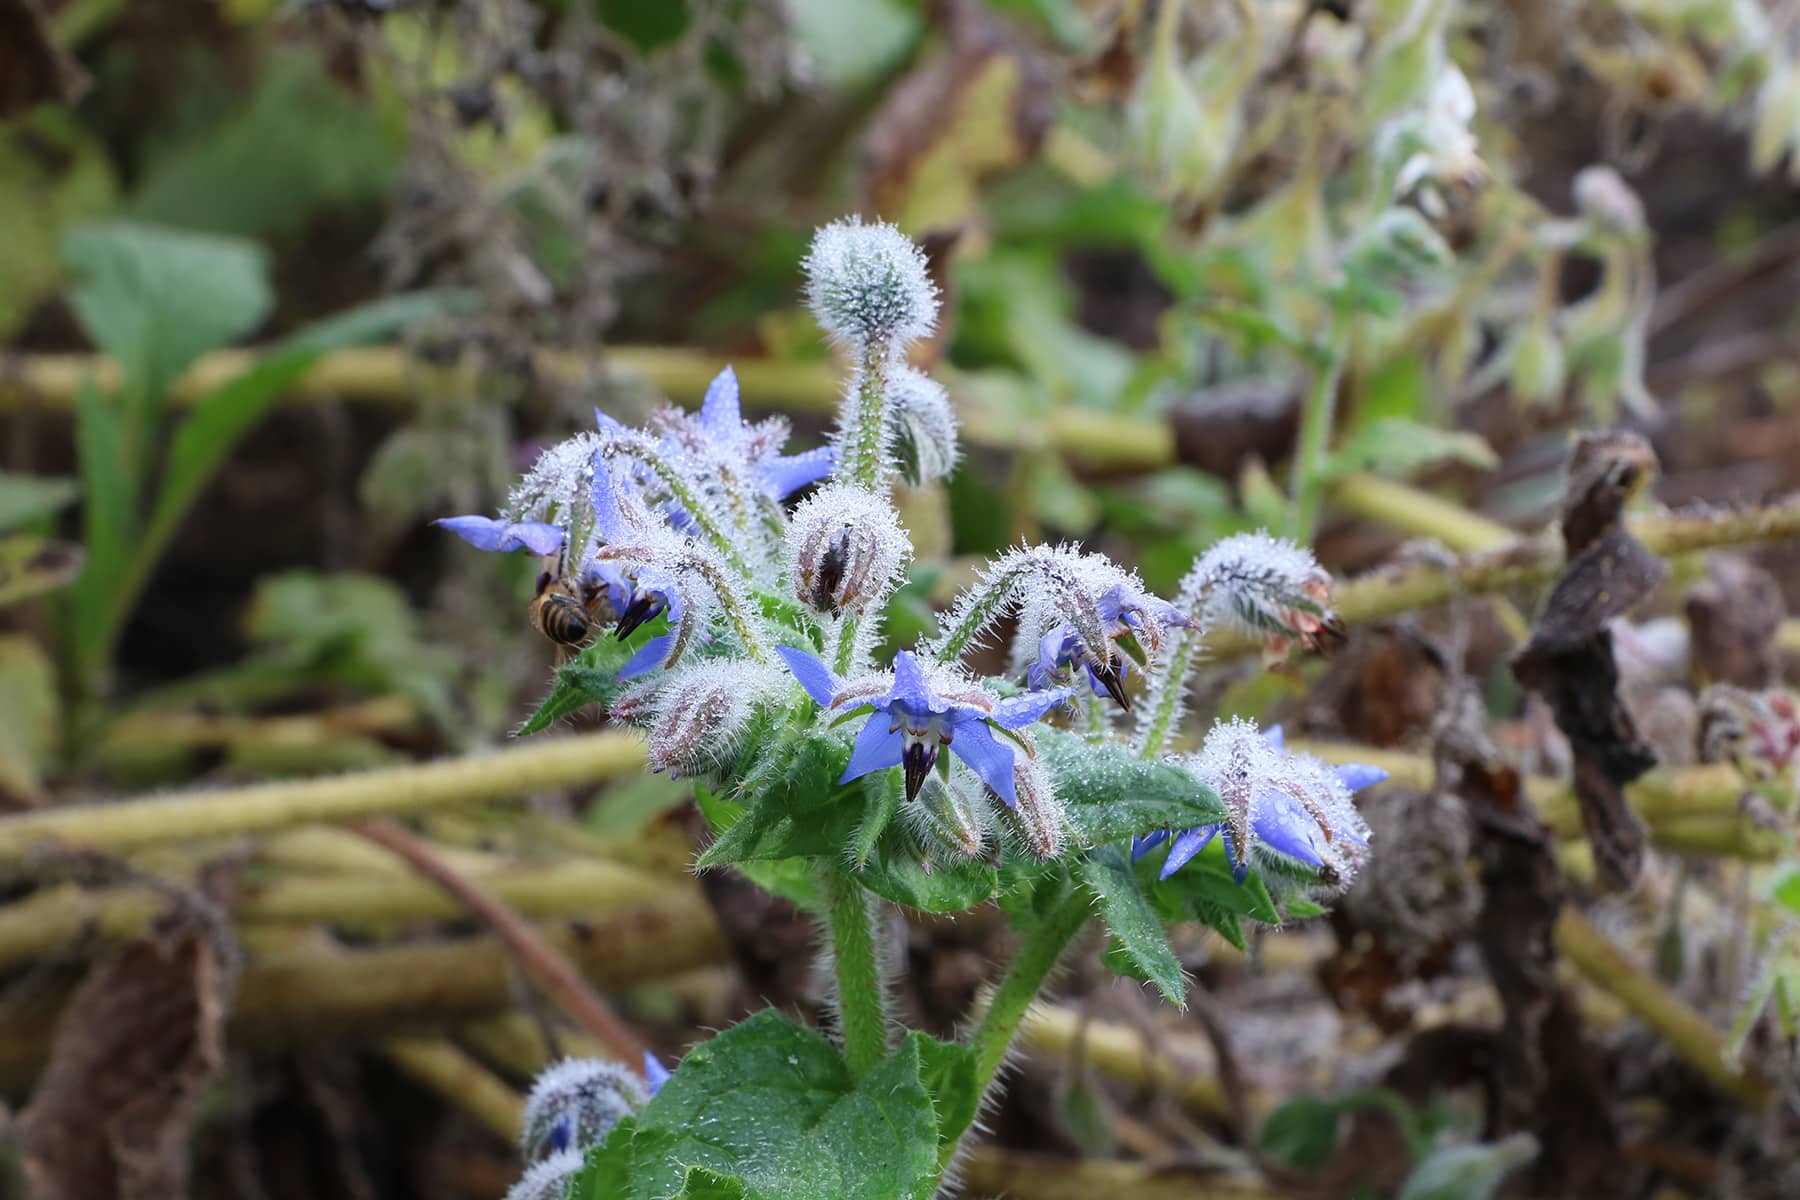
[887,650,937,713]
[699,366,742,440]
[775,645,843,708]
[616,634,675,680]
[633,564,686,624]
[992,687,1073,730]
[437,516,564,555]
[1334,763,1390,793]
[643,1053,671,1092]
[1160,826,1220,879]
[1261,724,1286,751]
[590,455,631,542]
[1131,829,1171,862]
[840,714,903,784]
[948,718,1017,806]
[1251,789,1324,865]
[758,446,834,500]
[594,406,628,434]
[1092,585,1128,624]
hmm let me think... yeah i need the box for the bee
[529,569,596,647]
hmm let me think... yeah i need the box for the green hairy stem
[819,862,890,1079]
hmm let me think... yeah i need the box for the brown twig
[349,818,649,1077]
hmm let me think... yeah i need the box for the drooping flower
[1135,720,1385,886]
[776,646,1072,805]
[641,660,777,778]
[1028,582,1189,712]
[1186,531,1344,662]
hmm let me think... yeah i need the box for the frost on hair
[802,216,940,348]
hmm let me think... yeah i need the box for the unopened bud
[786,485,909,616]
[644,662,766,778]
[1189,531,1343,658]
[802,217,939,347]
[1004,744,1066,861]
[520,1058,649,1162]
[1508,317,1566,408]
[505,1150,586,1200]
[907,774,993,861]
[888,367,960,485]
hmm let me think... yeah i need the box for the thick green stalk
[819,862,889,1079]
[962,889,1093,1132]
[1288,310,1350,544]
[830,612,861,677]
[838,343,894,490]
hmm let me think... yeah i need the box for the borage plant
[443,219,1386,1199]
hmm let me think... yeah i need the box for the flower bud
[505,1150,586,1200]
[786,485,909,616]
[1188,531,1343,659]
[1126,0,1244,207]
[888,366,960,485]
[520,1058,649,1163]
[1003,744,1066,861]
[1508,316,1566,409]
[644,661,767,778]
[907,774,993,862]
[802,217,939,347]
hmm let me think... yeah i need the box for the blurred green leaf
[1260,1094,1342,1171]
[1398,1134,1539,1200]
[596,0,691,53]
[0,473,78,533]
[0,635,59,803]
[1323,418,1498,481]
[0,113,116,340]
[62,220,272,405]
[129,51,404,239]
[786,0,920,88]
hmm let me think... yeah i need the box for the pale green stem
[830,612,862,677]
[1288,309,1350,544]
[1133,622,1203,759]
[602,439,749,576]
[687,554,770,663]
[819,862,889,1078]
[960,889,1092,1141]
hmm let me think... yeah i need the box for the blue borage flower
[1134,720,1386,885]
[776,646,1073,805]
[603,367,833,514]
[436,515,566,555]
[1027,582,1189,711]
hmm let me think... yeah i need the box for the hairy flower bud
[505,1150,586,1200]
[907,773,993,862]
[802,217,939,347]
[644,661,770,777]
[520,1058,649,1162]
[786,485,909,616]
[1003,743,1066,860]
[1572,165,1645,235]
[1187,531,1343,660]
[888,366,960,485]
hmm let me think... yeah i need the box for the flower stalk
[818,862,890,1079]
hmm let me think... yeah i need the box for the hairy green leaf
[1037,729,1225,846]
[1081,846,1185,1005]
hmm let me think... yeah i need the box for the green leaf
[695,786,824,911]
[676,1167,755,1200]
[1037,729,1226,847]
[1081,846,1185,1005]
[0,473,78,534]
[0,636,59,803]
[1397,1133,1539,1200]
[913,1036,981,1160]
[517,624,665,736]
[1323,418,1498,482]
[122,291,468,650]
[1259,1094,1342,1171]
[695,734,859,866]
[595,0,691,52]
[62,220,273,404]
[857,834,997,913]
[576,1011,941,1200]
[129,50,403,240]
